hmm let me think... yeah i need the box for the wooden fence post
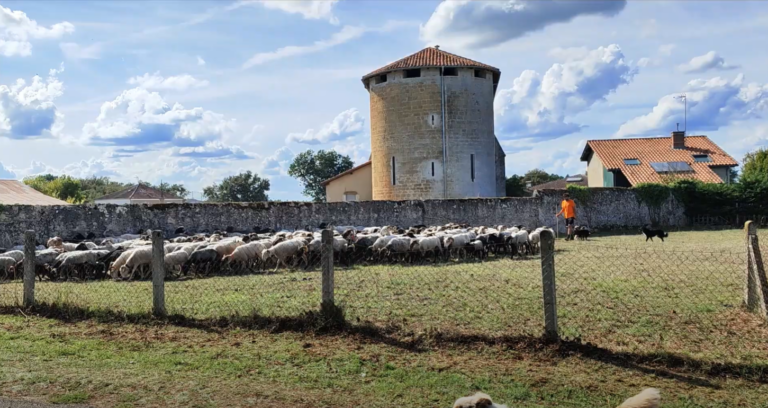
[540,230,559,341]
[151,230,166,317]
[744,221,768,320]
[22,230,36,308]
[321,229,334,307]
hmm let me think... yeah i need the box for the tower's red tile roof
[362,47,500,80]
[581,136,738,185]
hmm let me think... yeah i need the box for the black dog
[641,226,668,242]
[573,226,590,241]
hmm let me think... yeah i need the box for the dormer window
[693,154,712,163]
[623,158,640,165]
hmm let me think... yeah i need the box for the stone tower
[362,46,505,200]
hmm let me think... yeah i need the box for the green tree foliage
[288,150,354,202]
[79,177,131,202]
[741,148,768,184]
[505,175,527,197]
[524,169,563,187]
[140,181,190,198]
[203,171,270,202]
[23,174,85,203]
[504,169,563,197]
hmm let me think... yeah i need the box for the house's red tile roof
[95,183,181,201]
[581,136,738,185]
[0,180,70,205]
[321,161,371,186]
[362,47,500,80]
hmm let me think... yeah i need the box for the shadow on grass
[2,303,766,386]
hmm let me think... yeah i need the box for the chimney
[672,130,685,149]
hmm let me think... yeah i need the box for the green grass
[0,229,767,406]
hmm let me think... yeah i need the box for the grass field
[1,229,767,407]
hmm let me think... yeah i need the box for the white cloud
[127,72,209,91]
[59,42,101,60]
[332,139,370,165]
[242,25,364,68]
[419,0,626,49]
[0,64,65,139]
[238,0,340,24]
[639,18,657,38]
[659,44,676,56]
[196,55,206,66]
[494,44,636,141]
[261,146,295,176]
[60,158,120,178]
[81,87,235,149]
[0,4,74,57]
[678,51,739,74]
[615,74,768,138]
[242,124,265,145]
[171,141,254,160]
[0,161,17,179]
[286,108,364,144]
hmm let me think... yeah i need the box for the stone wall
[0,188,686,248]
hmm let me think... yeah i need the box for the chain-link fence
[2,227,768,363]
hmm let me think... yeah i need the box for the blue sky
[1,0,767,200]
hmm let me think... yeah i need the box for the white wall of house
[711,167,731,184]
[587,153,605,188]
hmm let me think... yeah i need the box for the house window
[623,158,641,165]
[443,67,458,76]
[474,69,486,78]
[404,69,421,78]
[650,161,693,173]
[693,154,712,162]
[470,154,475,182]
[431,162,435,177]
[344,192,358,202]
[391,156,396,185]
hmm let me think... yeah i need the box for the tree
[141,181,189,198]
[203,171,270,202]
[288,150,354,202]
[741,148,768,184]
[79,177,130,202]
[505,175,528,197]
[523,169,562,187]
[23,174,85,203]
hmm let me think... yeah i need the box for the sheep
[163,251,189,276]
[409,236,443,262]
[469,240,486,260]
[222,242,262,270]
[212,238,244,257]
[183,248,222,275]
[1,250,24,263]
[383,237,413,262]
[261,239,306,272]
[0,257,17,279]
[118,247,153,280]
[109,249,136,279]
[444,233,474,259]
[528,229,542,254]
[56,250,111,280]
[34,248,61,265]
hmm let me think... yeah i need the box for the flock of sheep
[0,223,555,281]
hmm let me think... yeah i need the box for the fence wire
[333,245,543,335]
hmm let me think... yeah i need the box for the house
[0,180,70,205]
[529,174,588,192]
[94,183,185,205]
[580,131,738,187]
[322,161,372,202]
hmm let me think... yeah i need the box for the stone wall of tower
[368,67,499,200]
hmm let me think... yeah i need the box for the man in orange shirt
[556,192,576,241]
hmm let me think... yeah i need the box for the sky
[1,0,767,201]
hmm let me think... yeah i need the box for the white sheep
[1,250,24,263]
[212,239,244,257]
[223,242,262,267]
[109,250,135,279]
[261,239,306,272]
[444,233,473,258]
[35,249,61,265]
[383,237,413,261]
[409,236,443,261]
[0,257,17,278]
[163,251,189,273]
[118,246,153,280]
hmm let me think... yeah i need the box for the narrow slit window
[474,69,486,78]
[391,156,396,185]
[470,154,475,182]
[404,69,421,78]
[443,67,458,76]
[431,115,435,126]
[431,162,435,177]
[377,74,387,84]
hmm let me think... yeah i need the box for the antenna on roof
[674,93,687,134]
[434,45,440,50]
